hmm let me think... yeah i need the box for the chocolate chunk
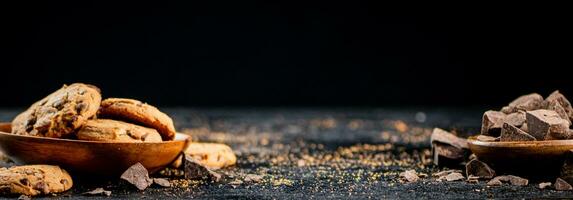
[526,110,570,140]
[503,112,526,127]
[546,100,572,124]
[538,182,552,189]
[500,123,536,142]
[465,159,495,179]
[431,128,469,166]
[399,170,419,183]
[83,188,112,196]
[475,135,498,142]
[488,175,528,186]
[555,178,573,191]
[431,128,468,149]
[481,111,506,136]
[432,169,462,178]
[120,163,152,191]
[438,172,464,182]
[17,195,31,200]
[184,154,222,182]
[545,90,573,122]
[433,143,466,163]
[153,178,171,187]
[501,93,544,114]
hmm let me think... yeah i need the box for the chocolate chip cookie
[98,98,176,140]
[184,143,236,169]
[77,119,162,142]
[11,83,101,138]
[0,165,73,196]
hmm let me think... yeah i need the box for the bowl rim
[467,137,573,148]
[0,130,190,144]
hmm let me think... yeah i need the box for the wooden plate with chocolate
[0,122,191,176]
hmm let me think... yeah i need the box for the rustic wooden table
[1,108,572,199]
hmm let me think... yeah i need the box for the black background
[1,2,570,108]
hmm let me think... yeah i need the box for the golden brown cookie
[11,83,101,138]
[183,143,236,169]
[98,98,176,140]
[0,165,73,196]
[77,119,162,142]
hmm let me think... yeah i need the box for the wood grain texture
[468,137,573,176]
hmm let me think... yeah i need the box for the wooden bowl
[468,137,573,177]
[0,122,191,176]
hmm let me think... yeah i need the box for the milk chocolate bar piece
[545,90,573,122]
[500,123,536,142]
[481,111,506,136]
[120,163,152,191]
[465,159,495,179]
[526,110,570,140]
[501,93,543,114]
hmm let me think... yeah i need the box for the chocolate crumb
[555,178,573,191]
[83,188,112,196]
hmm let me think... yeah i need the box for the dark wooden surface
[1,108,573,199]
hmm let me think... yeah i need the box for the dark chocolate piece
[153,178,171,187]
[431,128,468,149]
[481,111,506,136]
[500,123,536,141]
[538,182,552,189]
[501,93,543,114]
[431,128,469,166]
[184,154,222,182]
[546,100,571,124]
[487,175,528,186]
[503,112,526,127]
[120,163,153,191]
[555,178,573,191]
[545,90,573,122]
[465,159,495,179]
[526,110,570,140]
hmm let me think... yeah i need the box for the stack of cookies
[11,83,176,142]
[2,83,238,197]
